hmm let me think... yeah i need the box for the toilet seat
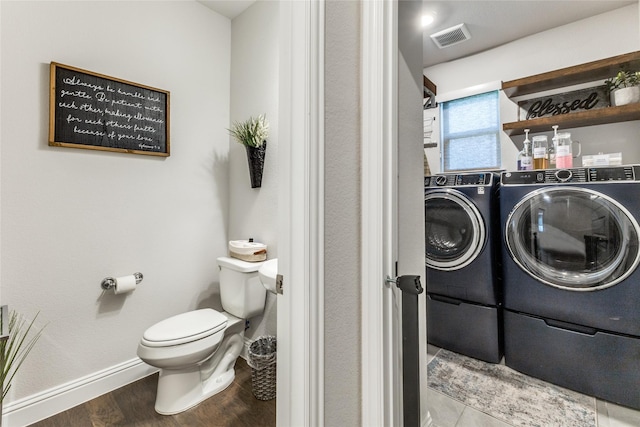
[141,309,227,348]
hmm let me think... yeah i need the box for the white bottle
[518,129,533,171]
[549,125,559,168]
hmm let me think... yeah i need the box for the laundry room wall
[228,0,279,342]
[424,4,640,174]
[0,0,232,414]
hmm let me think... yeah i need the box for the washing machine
[500,166,640,409]
[425,171,502,363]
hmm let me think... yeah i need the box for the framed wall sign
[49,62,170,157]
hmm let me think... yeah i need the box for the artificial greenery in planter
[228,115,270,188]
[604,69,640,107]
[0,308,44,423]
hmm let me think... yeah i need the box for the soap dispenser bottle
[517,129,533,171]
[549,125,559,168]
[532,134,549,170]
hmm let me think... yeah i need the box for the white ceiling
[198,0,254,20]
[198,1,636,68]
[422,0,636,68]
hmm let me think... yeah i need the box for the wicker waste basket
[248,336,277,400]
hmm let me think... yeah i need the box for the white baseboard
[2,358,158,427]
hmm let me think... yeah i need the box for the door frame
[361,0,402,425]
[280,1,427,425]
[281,0,398,423]
[277,1,324,425]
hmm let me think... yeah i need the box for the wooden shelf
[502,51,640,136]
[502,51,640,98]
[503,103,640,136]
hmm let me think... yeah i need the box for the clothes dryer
[425,171,502,363]
[500,166,640,409]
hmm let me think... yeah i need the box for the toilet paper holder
[101,272,144,291]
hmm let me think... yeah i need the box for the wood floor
[30,358,276,427]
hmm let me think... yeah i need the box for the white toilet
[137,256,267,415]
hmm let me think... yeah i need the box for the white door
[396,1,429,425]
[362,0,429,425]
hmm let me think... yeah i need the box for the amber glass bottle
[532,135,549,169]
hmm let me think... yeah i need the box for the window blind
[441,91,500,171]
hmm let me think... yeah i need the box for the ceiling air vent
[430,23,471,49]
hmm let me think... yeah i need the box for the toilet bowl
[137,257,267,415]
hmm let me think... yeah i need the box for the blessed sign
[49,62,170,156]
[517,86,609,121]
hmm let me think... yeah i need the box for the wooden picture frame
[49,62,170,157]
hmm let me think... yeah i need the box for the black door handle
[386,275,424,295]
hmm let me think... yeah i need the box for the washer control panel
[501,165,640,185]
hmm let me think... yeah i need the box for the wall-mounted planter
[245,141,267,188]
[228,115,269,188]
[610,86,640,107]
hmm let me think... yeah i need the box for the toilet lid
[142,309,227,347]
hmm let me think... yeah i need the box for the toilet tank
[216,257,266,319]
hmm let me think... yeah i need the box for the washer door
[505,187,640,291]
[425,189,486,271]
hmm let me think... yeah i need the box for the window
[440,91,500,171]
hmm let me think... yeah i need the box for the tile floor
[426,344,640,427]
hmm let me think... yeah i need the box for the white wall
[324,1,361,424]
[0,0,231,406]
[424,4,640,174]
[229,0,279,341]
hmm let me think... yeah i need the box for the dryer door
[425,189,486,271]
[505,187,640,290]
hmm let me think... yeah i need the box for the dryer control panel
[501,165,640,185]
[425,172,495,188]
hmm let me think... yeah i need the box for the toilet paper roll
[114,275,137,294]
